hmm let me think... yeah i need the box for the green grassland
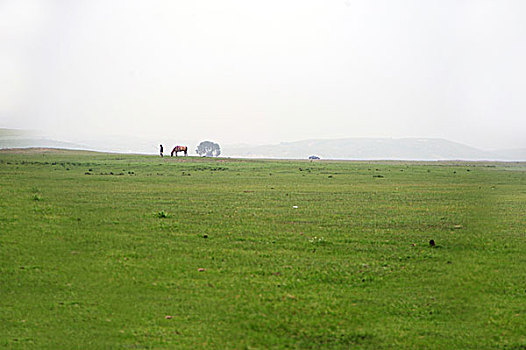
[0,149,525,349]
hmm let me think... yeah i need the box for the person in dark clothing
[160,144,164,157]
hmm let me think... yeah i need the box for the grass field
[1,149,525,349]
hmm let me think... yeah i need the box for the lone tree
[196,141,221,157]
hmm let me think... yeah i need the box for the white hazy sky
[1,0,525,149]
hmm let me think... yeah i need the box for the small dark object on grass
[373,175,384,178]
[328,175,333,178]
[156,211,170,219]
[203,234,208,239]
[429,239,436,247]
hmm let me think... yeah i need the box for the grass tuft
[155,210,170,219]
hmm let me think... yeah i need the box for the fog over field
[1,1,526,153]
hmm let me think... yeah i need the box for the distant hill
[0,128,87,150]
[223,138,526,161]
[0,147,102,155]
[1,128,524,160]
[0,128,196,155]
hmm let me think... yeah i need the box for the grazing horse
[171,146,188,157]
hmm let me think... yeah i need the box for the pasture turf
[0,150,525,349]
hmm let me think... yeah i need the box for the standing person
[159,144,164,157]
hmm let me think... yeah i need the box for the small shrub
[155,211,170,219]
[32,194,42,201]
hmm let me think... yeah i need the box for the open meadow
[0,149,525,349]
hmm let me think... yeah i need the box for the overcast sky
[1,0,525,149]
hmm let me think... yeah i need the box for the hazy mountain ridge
[0,128,196,154]
[223,138,525,161]
[0,128,88,150]
[1,129,524,160]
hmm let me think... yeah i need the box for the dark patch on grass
[155,210,171,219]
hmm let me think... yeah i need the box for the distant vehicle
[308,155,320,160]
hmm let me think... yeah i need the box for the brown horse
[171,146,188,157]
